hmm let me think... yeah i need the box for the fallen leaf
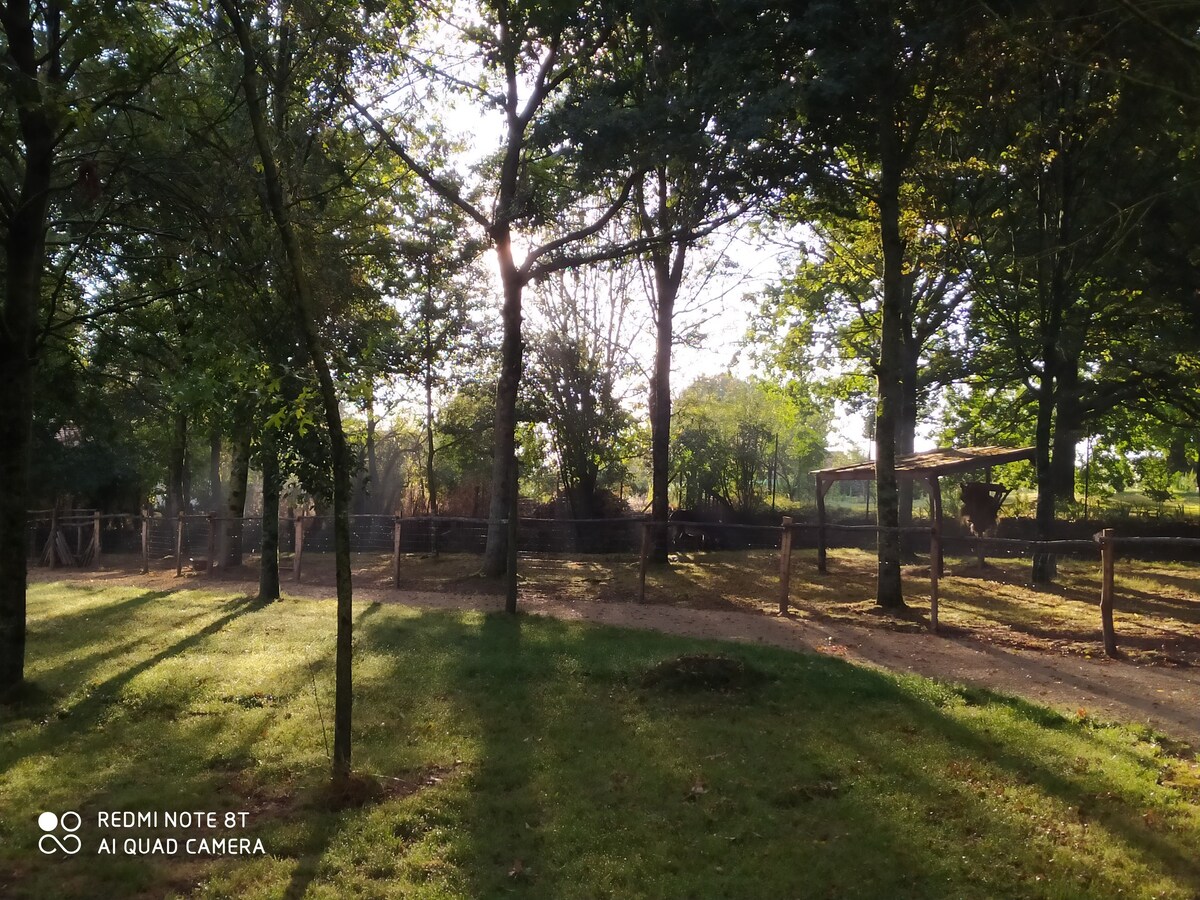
[508,859,525,879]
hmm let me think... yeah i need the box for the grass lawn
[2,582,1199,899]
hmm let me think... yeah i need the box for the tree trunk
[220,428,250,568]
[425,363,437,516]
[874,86,907,610]
[482,242,524,577]
[0,0,57,696]
[258,430,280,601]
[1050,364,1081,506]
[167,412,188,520]
[209,429,223,512]
[650,246,685,564]
[898,338,919,529]
[1032,371,1058,584]
[366,403,378,515]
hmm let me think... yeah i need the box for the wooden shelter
[811,445,1036,573]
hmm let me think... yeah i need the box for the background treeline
[5,0,1200,633]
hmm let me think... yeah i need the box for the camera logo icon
[38,811,82,855]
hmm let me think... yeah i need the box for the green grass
[2,583,1199,899]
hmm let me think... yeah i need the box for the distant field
[3,583,1200,899]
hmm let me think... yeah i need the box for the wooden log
[778,517,794,614]
[91,510,101,567]
[1098,528,1117,657]
[293,515,304,583]
[206,512,216,574]
[393,516,402,589]
[1106,536,1200,547]
[141,509,150,574]
[175,512,184,577]
[638,519,652,604]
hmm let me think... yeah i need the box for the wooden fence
[635,517,1199,658]
[26,510,1199,659]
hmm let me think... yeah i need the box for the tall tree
[0,1,169,694]
[794,0,974,607]
[550,0,801,561]
[215,0,386,779]
[350,0,652,580]
[953,1,1176,580]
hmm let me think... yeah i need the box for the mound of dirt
[640,654,767,693]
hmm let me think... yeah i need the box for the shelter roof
[812,445,1036,483]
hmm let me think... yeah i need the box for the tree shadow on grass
[454,612,556,897]
[0,595,273,774]
[890,683,1200,889]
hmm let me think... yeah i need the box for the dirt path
[38,568,1200,748]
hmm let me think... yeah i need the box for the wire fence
[25,510,1198,659]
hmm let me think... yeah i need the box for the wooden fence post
[778,517,794,614]
[293,515,304,583]
[1098,528,1117,657]
[393,515,402,589]
[638,519,652,604]
[92,510,101,567]
[140,508,150,574]
[175,511,184,577]
[929,527,940,633]
[206,512,216,573]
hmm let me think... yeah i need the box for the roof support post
[816,476,831,574]
[927,474,944,576]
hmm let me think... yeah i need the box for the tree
[673,375,829,516]
[951,1,1181,579]
[215,0,389,779]
[791,0,975,607]
[756,187,974,527]
[350,0,656,583]
[393,200,490,522]
[1,1,172,694]
[525,259,642,518]
[548,0,802,562]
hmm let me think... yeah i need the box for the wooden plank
[928,475,944,576]
[812,445,1036,481]
[206,512,216,573]
[505,465,519,614]
[91,510,101,567]
[929,528,940,634]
